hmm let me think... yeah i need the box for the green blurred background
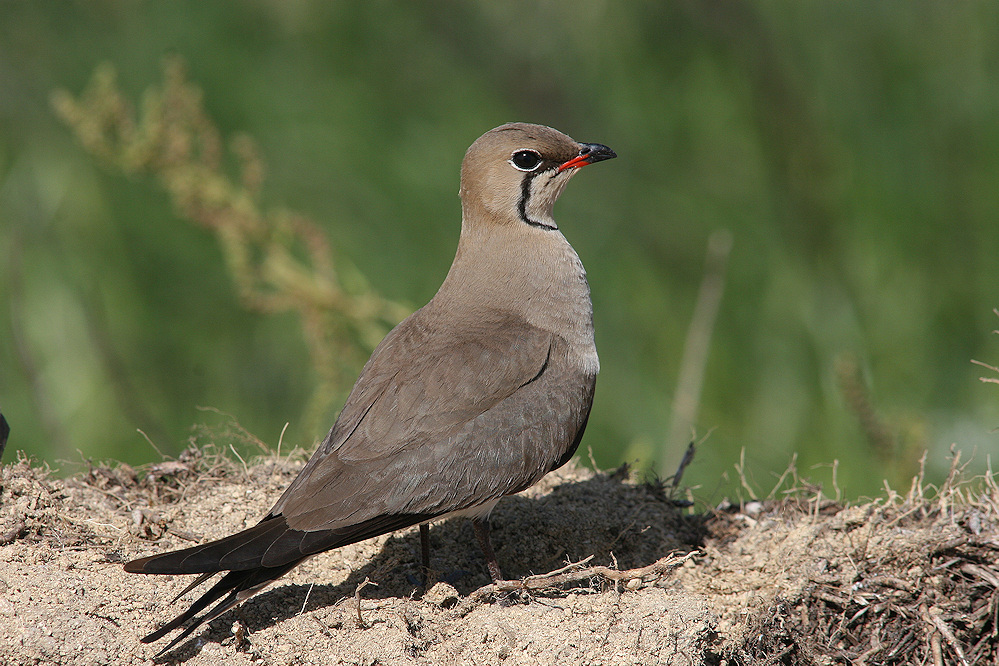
[2,1,997,500]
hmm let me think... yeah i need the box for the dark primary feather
[138,562,302,655]
[125,304,595,651]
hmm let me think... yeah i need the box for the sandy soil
[1,447,997,665]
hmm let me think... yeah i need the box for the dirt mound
[1,448,996,665]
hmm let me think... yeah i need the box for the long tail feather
[170,572,215,605]
[127,510,434,651]
[144,562,300,657]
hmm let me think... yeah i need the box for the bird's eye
[510,150,543,171]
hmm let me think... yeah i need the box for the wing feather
[269,305,575,531]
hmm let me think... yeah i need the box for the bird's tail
[139,561,301,657]
[125,516,305,655]
[124,511,432,654]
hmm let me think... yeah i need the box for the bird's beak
[558,143,617,172]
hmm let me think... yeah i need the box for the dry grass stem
[354,577,378,627]
[466,550,698,605]
[52,59,410,436]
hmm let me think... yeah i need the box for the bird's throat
[517,170,573,230]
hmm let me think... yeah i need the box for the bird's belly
[426,498,501,523]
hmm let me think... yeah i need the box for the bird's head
[459,123,616,231]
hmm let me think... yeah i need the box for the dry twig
[354,577,378,627]
[461,551,697,609]
[920,604,971,666]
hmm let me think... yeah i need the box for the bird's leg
[472,518,504,583]
[419,523,431,585]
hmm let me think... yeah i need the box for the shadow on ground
[157,467,706,660]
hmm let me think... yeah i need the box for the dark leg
[472,518,504,583]
[419,523,431,584]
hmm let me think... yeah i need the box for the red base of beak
[558,155,592,172]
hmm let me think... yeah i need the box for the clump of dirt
[1,446,997,665]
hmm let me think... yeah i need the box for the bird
[0,409,9,460]
[124,122,616,654]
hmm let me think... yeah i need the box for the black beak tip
[579,142,617,164]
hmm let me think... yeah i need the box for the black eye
[510,149,542,171]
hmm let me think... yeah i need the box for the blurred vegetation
[51,59,408,437]
[1,1,998,499]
